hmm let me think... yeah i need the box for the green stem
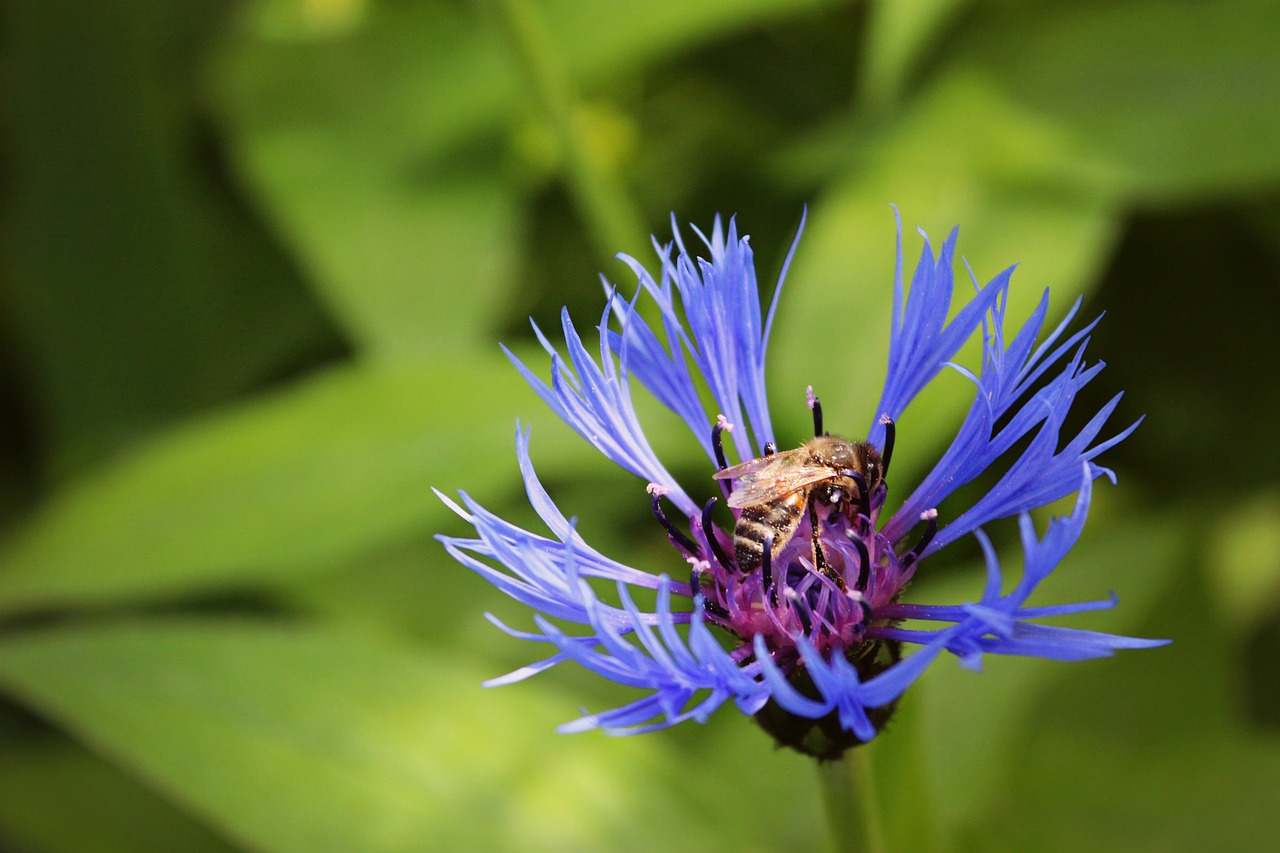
[819,747,887,853]
[492,0,649,260]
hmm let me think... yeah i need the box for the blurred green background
[2,0,1279,850]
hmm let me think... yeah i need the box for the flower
[437,210,1167,759]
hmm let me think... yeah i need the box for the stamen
[785,588,813,635]
[807,386,824,436]
[850,473,871,532]
[879,413,896,477]
[651,494,698,554]
[902,509,939,566]
[851,536,872,591]
[690,565,730,619]
[711,420,730,471]
[701,498,736,572]
[760,532,775,592]
[763,441,777,456]
[854,596,874,626]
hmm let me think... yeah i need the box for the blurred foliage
[2,0,1279,851]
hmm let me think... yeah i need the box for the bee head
[849,442,885,491]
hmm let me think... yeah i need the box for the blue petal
[441,210,1163,744]
[439,485,678,592]
[524,577,769,733]
[610,215,799,463]
[884,277,1130,545]
[874,470,1169,668]
[502,306,697,515]
[752,632,950,736]
[868,211,1010,447]
[605,271,711,460]
[974,622,1171,659]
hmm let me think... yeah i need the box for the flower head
[438,210,1167,759]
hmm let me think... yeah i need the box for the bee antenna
[879,414,896,477]
[651,494,698,555]
[701,498,736,572]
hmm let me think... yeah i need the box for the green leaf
[876,499,1187,843]
[0,354,577,615]
[1210,491,1280,634]
[0,620,792,853]
[0,737,235,853]
[544,0,847,74]
[5,0,336,470]
[212,2,521,358]
[210,0,848,356]
[776,0,1280,439]
[985,730,1280,852]
[970,538,1279,851]
[772,70,1121,472]
[223,137,521,359]
[0,622,675,845]
[959,0,1280,202]
[862,0,969,108]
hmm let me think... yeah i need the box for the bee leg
[807,502,840,585]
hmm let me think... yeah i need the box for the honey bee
[713,434,884,577]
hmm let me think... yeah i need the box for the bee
[713,434,884,578]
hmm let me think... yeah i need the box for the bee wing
[725,466,838,508]
[712,447,804,481]
[717,453,838,509]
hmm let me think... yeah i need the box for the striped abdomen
[733,491,807,572]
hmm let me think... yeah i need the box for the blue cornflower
[438,211,1167,759]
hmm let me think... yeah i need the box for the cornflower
[438,211,1166,759]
